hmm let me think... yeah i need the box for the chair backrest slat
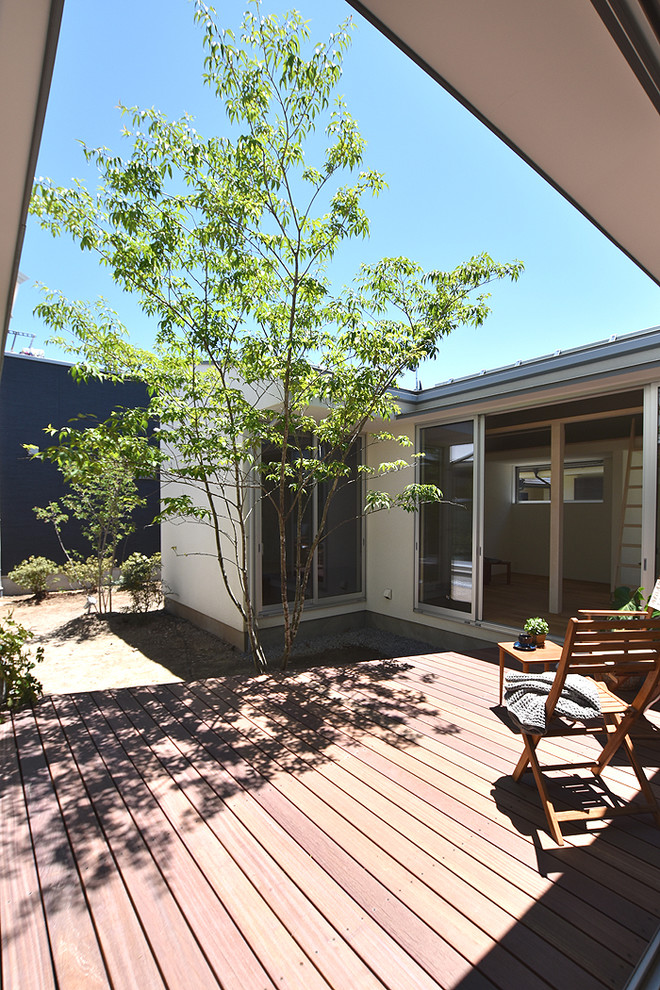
[573,626,660,640]
[547,615,660,721]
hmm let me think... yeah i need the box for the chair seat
[595,678,630,714]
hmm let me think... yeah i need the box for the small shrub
[0,612,43,713]
[120,553,162,612]
[64,555,112,593]
[8,556,57,599]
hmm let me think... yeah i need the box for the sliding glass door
[417,420,481,617]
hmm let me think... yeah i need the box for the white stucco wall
[161,471,247,643]
[160,372,284,645]
[160,372,369,645]
[364,422,418,623]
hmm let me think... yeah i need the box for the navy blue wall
[0,354,159,573]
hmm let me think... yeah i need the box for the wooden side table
[498,640,563,703]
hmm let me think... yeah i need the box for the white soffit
[346,0,660,286]
[0,0,64,365]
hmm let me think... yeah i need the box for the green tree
[28,408,160,612]
[30,1,522,668]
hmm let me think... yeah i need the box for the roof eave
[0,0,65,377]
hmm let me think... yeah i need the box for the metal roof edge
[391,326,660,410]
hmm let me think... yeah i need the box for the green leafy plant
[63,555,113,594]
[609,585,660,622]
[7,556,57,600]
[119,552,162,612]
[612,585,645,611]
[29,408,160,613]
[29,0,522,670]
[524,617,549,636]
[0,612,43,713]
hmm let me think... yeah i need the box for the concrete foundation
[165,596,502,658]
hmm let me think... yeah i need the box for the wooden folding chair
[509,614,660,845]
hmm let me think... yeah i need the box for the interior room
[481,390,644,635]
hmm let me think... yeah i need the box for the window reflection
[261,440,362,608]
[419,422,474,613]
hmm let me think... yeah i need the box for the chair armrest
[577,609,649,616]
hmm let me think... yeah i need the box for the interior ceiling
[485,388,643,451]
[486,415,643,453]
[347,0,660,287]
[487,388,644,430]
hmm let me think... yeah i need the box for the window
[515,466,551,502]
[260,439,362,609]
[515,461,604,503]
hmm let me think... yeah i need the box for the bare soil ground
[0,589,406,696]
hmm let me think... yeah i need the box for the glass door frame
[414,414,485,622]
[641,381,660,592]
[413,387,660,629]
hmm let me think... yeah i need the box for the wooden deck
[2,651,660,990]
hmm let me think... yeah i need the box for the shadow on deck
[1,650,659,989]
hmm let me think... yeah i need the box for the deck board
[184,681,550,990]
[51,694,227,990]
[13,709,109,990]
[206,679,624,989]
[1,651,659,989]
[34,703,168,990]
[130,684,441,990]
[163,680,488,990]
[70,692,281,990]
[101,686,385,990]
[0,728,56,990]
[214,676,647,974]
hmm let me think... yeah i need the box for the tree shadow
[40,607,251,680]
[44,606,435,683]
[5,656,658,989]
[1,655,460,935]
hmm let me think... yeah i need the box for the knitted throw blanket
[504,671,601,734]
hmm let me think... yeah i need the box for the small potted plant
[524,616,549,648]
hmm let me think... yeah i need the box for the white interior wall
[483,461,512,562]
[484,439,625,583]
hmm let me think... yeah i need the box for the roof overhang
[347,0,660,287]
[0,0,64,374]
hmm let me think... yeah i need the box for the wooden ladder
[614,419,643,591]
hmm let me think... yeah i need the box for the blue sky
[11,0,660,389]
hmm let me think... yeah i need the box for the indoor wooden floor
[2,652,659,990]
[482,574,612,637]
